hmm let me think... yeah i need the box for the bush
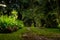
[0,15,24,33]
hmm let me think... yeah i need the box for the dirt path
[22,27,60,40]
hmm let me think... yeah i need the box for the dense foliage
[0,15,24,33]
[0,0,60,29]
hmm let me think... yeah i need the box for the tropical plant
[0,15,24,33]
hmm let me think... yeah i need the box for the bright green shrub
[0,15,24,33]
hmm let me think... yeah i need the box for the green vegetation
[31,27,60,37]
[0,27,28,40]
[0,15,24,33]
[0,0,60,40]
[0,27,60,40]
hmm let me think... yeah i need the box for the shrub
[0,15,24,33]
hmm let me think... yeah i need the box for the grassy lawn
[30,27,60,37]
[0,27,60,40]
[0,27,29,40]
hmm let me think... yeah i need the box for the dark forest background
[0,0,60,28]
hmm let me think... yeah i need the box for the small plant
[0,15,24,33]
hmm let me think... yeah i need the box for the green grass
[0,27,60,40]
[0,27,29,40]
[30,27,60,37]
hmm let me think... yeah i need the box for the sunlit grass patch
[0,27,29,40]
